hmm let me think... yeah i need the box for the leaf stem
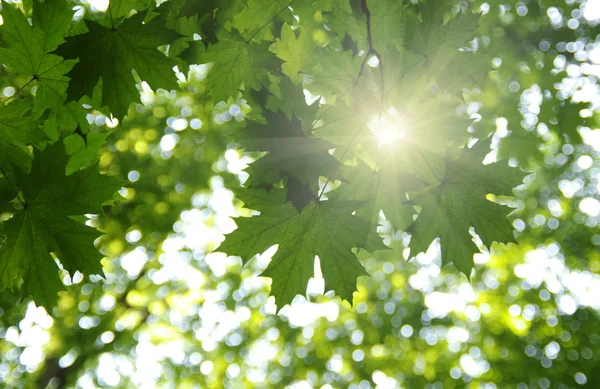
[245,0,297,43]
[2,77,35,105]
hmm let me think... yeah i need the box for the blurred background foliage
[0,0,599,388]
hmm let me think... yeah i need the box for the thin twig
[359,0,386,166]
[355,0,385,103]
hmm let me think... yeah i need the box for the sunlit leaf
[408,139,526,275]
[220,187,383,307]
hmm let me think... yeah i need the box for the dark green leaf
[0,142,121,307]
[56,12,180,118]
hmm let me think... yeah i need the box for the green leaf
[0,142,121,307]
[54,100,91,135]
[544,99,589,143]
[327,0,403,51]
[152,0,234,66]
[496,107,543,168]
[314,96,472,179]
[233,0,294,41]
[0,101,44,146]
[435,51,491,94]
[106,0,155,21]
[196,30,273,102]
[56,12,180,119]
[0,101,45,174]
[264,75,318,132]
[408,139,526,275]
[404,3,479,60]
[0,0,76,116]
[303,49,362,103]
[237,110,339,209]
[403,2,482,94]
[63,129,113,174]
[270,24,316,84]
[291,0,351,24]
[219,188,383,307]
[330,161,425,231]
[499,129,543,168]
[0,212,64,308]
[380,101,473,182]
[0,0,73,64]
[311,87,379,156]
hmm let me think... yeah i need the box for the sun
[367,107,407,147]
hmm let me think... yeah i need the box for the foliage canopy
[0,0,557,309]
[0,0,599,387]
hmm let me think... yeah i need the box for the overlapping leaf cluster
[0,0,525,309]
[197,0,526,306]
[0,0,132,305]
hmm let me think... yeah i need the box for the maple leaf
[270,24,316,84]
[323,100,472,229]
[64,131,113,174]
[435,51,491,93]
[219,188,383,307]
[403,1,483,94]
[498,127,542,169]
[152,0,237,67]
[53,100,92,135]
[233,0,294,42]
[488,103,544,168]
[0,101,46,175]
[0,0,552,315]
[0,142,121,307]
[304,49,363,103]
[106,0,155,20]
[189,0,294,94]
[311,86,379,156]
[408,139,526,275]
[329,161,425,231]
[196,30,273,102]
[314,96,472,180]
[381,100,474,182]
[264,75,318,132]
[236,110,340,210]
[544,99,589,143]
[158,0,230,22]
[404,2,480,61]
[291,0,351,24]
[327,0,403,51]
[0,0,77,116]
[55,11,181,119]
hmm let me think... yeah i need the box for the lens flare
[367,107,407,146]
